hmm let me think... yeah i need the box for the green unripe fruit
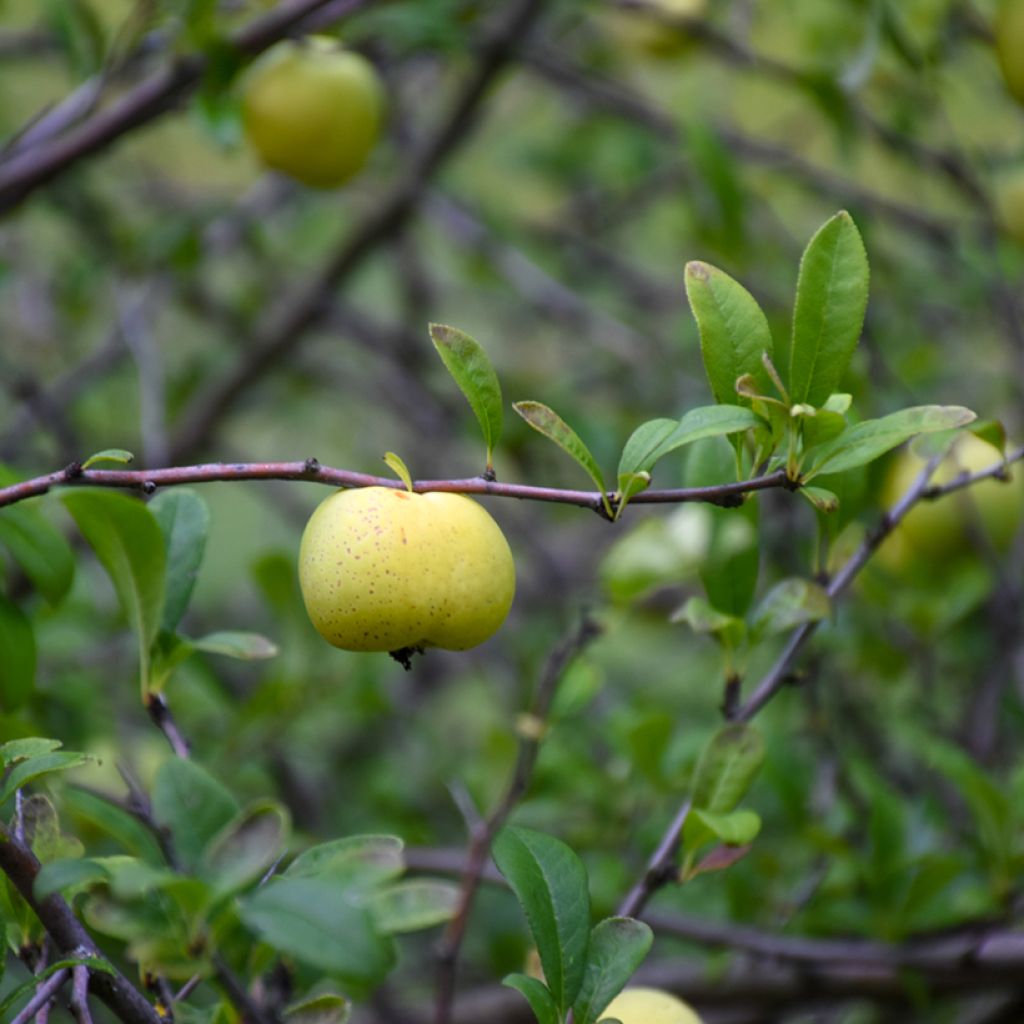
[240,36,383,188]
[877,433,1023,569]
[298,487,515,653]
[996,0,1024,107]
[601,987,704,1024]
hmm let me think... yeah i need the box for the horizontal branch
[0,459,790,512]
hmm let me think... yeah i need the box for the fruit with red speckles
[240,36,382,188]
[600,987,704,1023]
[298,487,515,655]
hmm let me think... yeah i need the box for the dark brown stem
[0,825,161,1024]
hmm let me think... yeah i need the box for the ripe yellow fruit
[603,0,707,59]
[996,0,1024,106]
[878,433,1023,567]
[298,487,515,654]
[240,36,382,188]
[600,987,704,1024]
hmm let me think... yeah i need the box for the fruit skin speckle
[298,486,515,653]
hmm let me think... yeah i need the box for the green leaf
[0,597,35,710]
[618,406,761,481]
[572,917,653,1024]
[81,449,135,469]
[286,835,405,889]
[0,738,61,766]
[800,486,840,513]
[492,826,591,1014]
[751,578,831,639]
[789,211,869,406]
[61,786,164,864]
[240,877,395,985]
[383,452,414,492]
[514,401,608,508]
[150,489,209,632]
[502,973,560,1024]
[285,994,352,1024]
[192,631,279,660]
[430,324,503,469]
[685,261,774,405]
[0,506,74,605]
[34,857,111,901]
[152,758,238,872]
[0,751,93,804]
[805,406,977,477]
[366,879,461,933]
[202,801,290,897]
[62,490,166,688]
[670,596,745,645]
[691,724,765,814]
[685,807,762,848]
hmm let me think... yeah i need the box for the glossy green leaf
[789,211,869,406]
[241,877,395,985]
[0,596,35,710]
[150,489,209,632]
[285,834,405,891]
[62,490,166,687]
[492,826,591,1014]
[805,406,977,477]
[618,406,760,482]
[285,993,352,1024]
[685,261,774,405]
[691,724,765,814]
[0,506,74,605]
[0,750,93,804]
[430,323,503,468]
[502,973,560,1024]
[366,879,461,933]
[152,758,238,872]
[383,452,414,492]
[573,917,654,1024]
[514,401,608,501]
[192,631,279,660]
[81,449,135,469]
[751,578,831,639]
[202,801,290,896]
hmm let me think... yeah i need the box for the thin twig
[433,614,603,1024]
[70,965,94,1024]
[10,969,70,1024]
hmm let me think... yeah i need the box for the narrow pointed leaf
[805,406,976,477]
[685,807,762,847]
[691,724,765,814]
[430,324,503,467]
[502,973,559,1024]
[62,490,166,687]
[0,506,74,606]
[383,452,414,492]
[192,631,279,660]
[572,917,653,1024]
[0,739,61,766]
[685,261,774,405]
[0,751,93,805]
[514,401,607,496]
[800,486,840,513]
[617,419,677,479]
[789,211,869,406]
[493,826,591,1014]
[81,449,134,469]
[150,489,209,632]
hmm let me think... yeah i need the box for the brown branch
[0,0,363,214]
[0,458,789,512]
[167,0,549,461]
[432,614,603,1024]
[0,824,161,1024]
